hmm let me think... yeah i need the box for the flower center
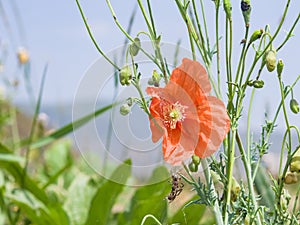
[163,102,186,129]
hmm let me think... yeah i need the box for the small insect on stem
[167,173,184,202]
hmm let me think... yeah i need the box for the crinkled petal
[171,58,211,95]
[195,96,230,158]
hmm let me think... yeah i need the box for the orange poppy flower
[146,58,230,165]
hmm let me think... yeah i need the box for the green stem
[199,0,211,55]
[137,0,168,83]
[202,159,224,225]
[105,0,162,72]
[75,0,120,70]
[236,132,262,225]
[224,128,236,225]
[22,64,47,182]
[277,13,300,52]
[215,2,221,95]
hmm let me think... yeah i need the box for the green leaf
[254,165,275,209]
[44,140,72,176]
[85,159,132,225]
[118,166,170,225]
[0,143,48,203]
[0,153,24,163]
[64,173,96,225]
[169,196,207,225]
[18,103,116,149]
[8,189,69,225]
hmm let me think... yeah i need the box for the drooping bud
[119,65,132,86]
[253,80,264,88]
[17,48,30,64]
[129,37,141,56]
[277,59,284,77]
[223,0,232,19]
[192,155,200,166]
[290,99,300,114]
[188,161,198,172]
[120,103,131,116]
[248,29,263,45]
[284,172,298,184]
[246,80,254,87]
[290,147,300,173]
[265,50,277,72]
[148,70,162,87]
[241,0,251,26]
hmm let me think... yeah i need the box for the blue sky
[1,0,300,129]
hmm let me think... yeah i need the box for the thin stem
[199,0,210,54]
[202,159,224,225]
[277,13,300,52]
[247,89,255,160]
[224,129,236,225]
[137,0,168,83]
[75,0,120,70]
[236,132,262,225]
[22,64,47,181]
[105,0,161,71]
[215,3,221,95]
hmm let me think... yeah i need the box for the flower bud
[248,29,263,45]
[277,59,284,77]
[120,103,131,116]
[241,0,251,26]
[17,48,29,64]
[223,0,232,19]
[129,37,141,56]
[284,172,298,184]
[290,147,300,173]
[192,155,200,166]
[148,70,162,87]
[247,80,254,87]
[265,50,277,72]
[119,65,132,86]
[188,161,198,172]
[153,70,161,87]
[253,80,264,88]
[290,99,300,114]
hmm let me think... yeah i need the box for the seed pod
[241,0,251,26]
[290,147,300,173]
[129,37,141,56]
[119,65,132,86]
[253,80,264,88]
[277,59,284,77]
[265,50,277,72]
[248,29,263,45]
[290,99,300,114]
[284,172,298,184]
[120,103,131,116]
[223,0,232,19]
